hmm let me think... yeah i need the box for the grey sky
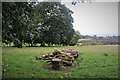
[62,2,118,36]
[61,0,119,2]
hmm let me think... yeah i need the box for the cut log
[63,60,72,66]
[51,58,62,70]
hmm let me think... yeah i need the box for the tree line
[2,2,81,47]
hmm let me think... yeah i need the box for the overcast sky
[62,2,118,36]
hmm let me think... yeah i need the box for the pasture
[2,45,118,78]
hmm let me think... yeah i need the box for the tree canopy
[2,2,81,47]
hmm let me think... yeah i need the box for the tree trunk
[41,42,45,47]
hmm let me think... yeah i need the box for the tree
[35,2,74,46]
[2,2,35,47]
[2,2,75,47]
[72,0,93,5]
[70,30,81,46]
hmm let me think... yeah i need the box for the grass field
[2,45,119,78]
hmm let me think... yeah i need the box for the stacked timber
[35,48,79,70]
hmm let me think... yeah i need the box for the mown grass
[2,45,119,78]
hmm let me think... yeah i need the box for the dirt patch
[43,57,83,72]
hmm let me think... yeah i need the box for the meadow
[2,45,119,78]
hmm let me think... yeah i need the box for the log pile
[35,48,79,70]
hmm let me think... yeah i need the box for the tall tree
[2,2,35,47]
[36,2,74,46]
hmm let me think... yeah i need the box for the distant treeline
[2,2,81,48]
[79,35,120,45]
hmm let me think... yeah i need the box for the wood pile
[35,48,79,70]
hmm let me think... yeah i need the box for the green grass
[2,45,119,78]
